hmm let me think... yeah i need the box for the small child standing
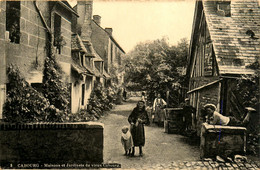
[121,126,133,156]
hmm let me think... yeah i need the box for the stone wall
[4,1,73,84]
[5,1,49,83]
[188,76,221,135]
[200,123,246,158]
[0,1,6,85]
[0,122,104,168]
[0,2,6,119]
[51,3,73,83]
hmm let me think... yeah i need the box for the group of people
[120,91,255,157]
[121,92,167,157]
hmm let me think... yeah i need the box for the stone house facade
[72,0,125,87]
[71,34,95,113]
[0,1,80,117]
[91,15,125,86]
[186,0,260,135]
[0,0,126,117]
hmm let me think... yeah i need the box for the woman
[152,93,167,126]
[128,100,149,157]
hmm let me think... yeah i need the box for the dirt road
[99,97,200,169]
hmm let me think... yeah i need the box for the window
[31,83,43,93]
[81,84,85,105]
[216,1,231,17]
[118,53,122,65]
[54,13,62,54]
[110,43,113,63]
[80,53,85,66]
[204,43,213,76]
[85,57,91,68]
[6,1,20,44]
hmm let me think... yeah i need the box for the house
[0,1,79,118]
[73,0,125,87]
[91,15,125,86]
[71,34,95,113]
[186,0,260,134]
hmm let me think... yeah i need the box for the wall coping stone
[0,121,104,130]
[201,123,247,134]
[203,123,246,130]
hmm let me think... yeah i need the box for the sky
[68,0,195,53]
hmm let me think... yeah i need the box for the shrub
[42,50,70,115]
[3,65,50,123]
[87,82,115,118]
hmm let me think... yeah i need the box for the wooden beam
[187,79,222,94]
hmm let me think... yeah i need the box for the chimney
[93,15,101,25]
[105,28,113,36]
[77,0,93,40]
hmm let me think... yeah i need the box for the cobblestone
[127,161,260,170]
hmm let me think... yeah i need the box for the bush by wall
[3,65,50,122]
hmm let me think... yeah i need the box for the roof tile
[203,0,260,74]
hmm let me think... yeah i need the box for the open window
[6,1,20,44]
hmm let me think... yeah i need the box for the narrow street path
[99,97,200,169]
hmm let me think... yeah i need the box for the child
[121,126,133,156]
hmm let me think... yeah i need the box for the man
[204,104,254,126]
[182,98,196,133]
[152,93,167,126]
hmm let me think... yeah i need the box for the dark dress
[128,107,149,146]
[183,105,196,130]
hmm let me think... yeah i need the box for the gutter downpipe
[33,0,56,57]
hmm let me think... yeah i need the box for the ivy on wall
[3,65,51,122]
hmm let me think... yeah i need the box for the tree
[123,37,189,106]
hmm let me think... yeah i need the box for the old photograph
[0,0,259,169]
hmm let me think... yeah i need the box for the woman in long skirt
[128,100,150,156]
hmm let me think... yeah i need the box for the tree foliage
[235,60,259,112]
[42,46,70,117]
[123,37,189,106]
[3,65,51,122]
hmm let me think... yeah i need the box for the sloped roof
[71,34,88,53]
[59,1,79,17]
[92,20,125,54]
[71,60,94,76]
[93,51,103,62]
[103,70,111,79]
[202,0,260,74]
[82,40,96,58]
[93,67,102,77]
[72,34,96,58]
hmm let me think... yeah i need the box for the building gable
[188,0,259,77]
[190,5,219,78]
[203,0,259,75]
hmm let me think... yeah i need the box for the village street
[99,96,199,169]
[99,97,260,170]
